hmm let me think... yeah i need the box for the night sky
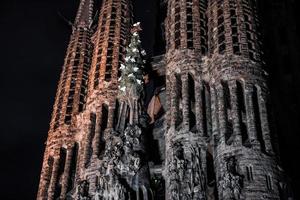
[0,0,299,199]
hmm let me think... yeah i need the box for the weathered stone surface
[37,0,293,200]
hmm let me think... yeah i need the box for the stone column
[135,99,139,124]
[244,84,260,149]
[193,0,201,49]
[83,113,96,165]
[223,0,234,54]
[182,73,190,130]
[181,0,187,49]
[60,147,73,199]
[166,75,172,128]
[210,86,220,144]
[107,103,115,129]
[229,81,242,145]
[236,0,249,55]
[115,102,124,130]
[37,153,53,200]
[130,99,139,125]
[47,156,60,200]
[170,74,178,128]
[118,101,128,131]
[217,84,227,144]
[258,90,274,154]
[195,80,204,136]
[93,111,101,157]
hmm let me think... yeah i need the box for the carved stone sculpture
[77,180,91,200]
[220,157,243,200]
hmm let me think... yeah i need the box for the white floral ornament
[133,22,141,27]
[120,64,126,70]
[141,50,146,56]
[120,86,126,92]
[133,67,139,72]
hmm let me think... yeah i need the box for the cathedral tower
[75,0,133,193]
[206,0,280,199]
[164,0,210,199]
[37,0,94,199]
[164,0,287,199]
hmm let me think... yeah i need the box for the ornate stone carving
[168,141,207,200]
[77,180,91,200]
[93,121,151,199]
[190,147,206,200]
[220,157,243,200]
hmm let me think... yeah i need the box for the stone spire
[74,0,94,28]
[37,1,94,199]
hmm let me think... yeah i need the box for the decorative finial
[131,22,142,34]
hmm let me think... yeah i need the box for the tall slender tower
[206,0,281,199]
[82,0,133,164]
[164,0,289,199]
[37,0,134,199]
[75,0,133,193]
[164,0,211,199]
[37,0,94,199]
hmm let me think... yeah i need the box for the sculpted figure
[168,141,187,200]
[191,147,206,200]
[94,184,102,200]
[221,157,243,200]
[77,180,91,200]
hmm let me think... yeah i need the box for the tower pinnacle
[74,0,94,28]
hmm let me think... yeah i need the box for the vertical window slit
[85,113,96,167]
[222,81,233,145]
[188,74,196,130]
[175,74,183,128]
[53,148,66,199]
[237,81,249,146]
[67,143,79,192]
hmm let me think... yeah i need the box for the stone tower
[37,0,94,199]
[164,0,290,199]
[37,0,293,199]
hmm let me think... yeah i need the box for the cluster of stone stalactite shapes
[170,72,273,153]
[43,143,79,200]
[167,140,208,200]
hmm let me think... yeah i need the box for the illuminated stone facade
[37,0,293,199]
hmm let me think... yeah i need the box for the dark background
[0,0,299,199]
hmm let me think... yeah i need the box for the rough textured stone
[37,0,293,199]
